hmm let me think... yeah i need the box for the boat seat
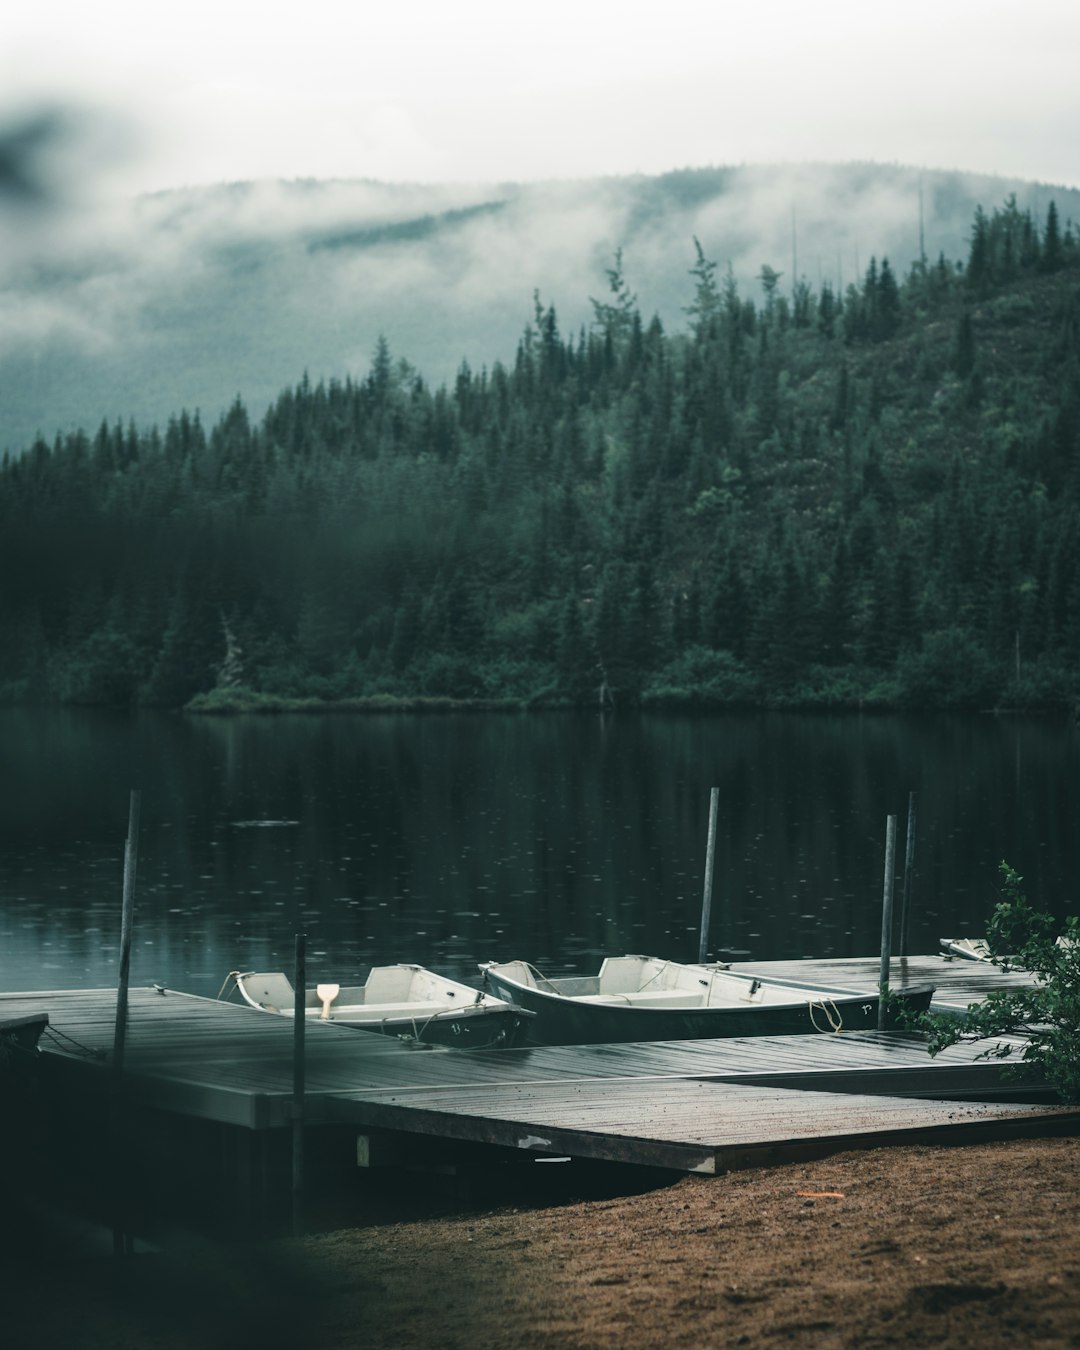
[241,973,297,1011]
[597,956,654,993]
[363,969,418,1002]
[345,1001,448,1020]
[619,991,703,1008]
[576,991,703,1008]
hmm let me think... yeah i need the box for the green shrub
[895,628,1003,709]
[917,862,1080,1103]
[643,647,761,707]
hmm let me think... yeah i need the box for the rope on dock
[41,1025,107,1060]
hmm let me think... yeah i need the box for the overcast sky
[2,0,1078,196]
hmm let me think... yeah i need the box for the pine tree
[556,589,592,700]
[875,259,901,338]
[1043,201,1063,273]
[685,237,722,340]
[967,207,992,292]
[953,311,977,377]
[590,249,638,348]
[817,283,838,338]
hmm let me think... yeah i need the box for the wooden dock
[1,956,1074,1231]
[1,962,1073,1137]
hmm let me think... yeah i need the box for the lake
[0,708,1076,998]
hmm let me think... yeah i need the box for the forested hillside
[6,164,1079,456]
[2,197,1079,714]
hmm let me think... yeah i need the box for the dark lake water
[1,708,1076,998]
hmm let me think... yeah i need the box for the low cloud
[2,157,1078,452]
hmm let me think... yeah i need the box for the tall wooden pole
[698,787,720,963]
[112,788,141,1258]
[898,792,917,959]
[112,789,141,1075]
[878,814,897,1031]
[292,931,306,1237]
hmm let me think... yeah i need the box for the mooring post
[697,787,720,963]
[292,931,306,1237]
[112,789,141,1074]
[112,788,141,1258]
[878,814,897,1031]
[897,792,917,960]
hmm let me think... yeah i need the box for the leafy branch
[916,862,1080,1102]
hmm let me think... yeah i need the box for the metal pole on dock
[698,787,720,963]
[292,932,306,1236]
[112,788,141,1259]
[878,814,896,1031]
[898,792,917,959]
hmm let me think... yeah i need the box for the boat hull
[0,1012,49,1055]
[231,967,532,1049]
[481,971,934,1046]
[336,1006,531,1049]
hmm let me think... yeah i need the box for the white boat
[480,954,934,1045]
[940,934,1075,963]
[939,937,993,961]
[228,965,531,1047]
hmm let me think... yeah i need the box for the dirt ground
[5,1133,1079,1349]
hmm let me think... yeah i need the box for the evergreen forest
[2,196,1080,715]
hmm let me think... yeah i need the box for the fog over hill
[3,162,1079,454]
